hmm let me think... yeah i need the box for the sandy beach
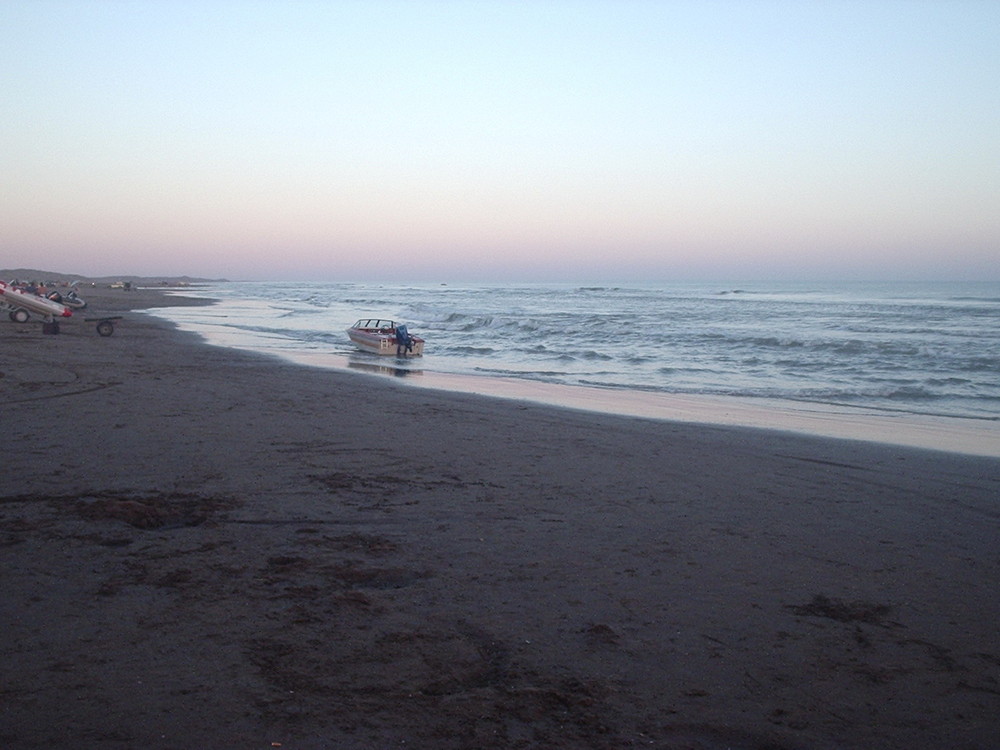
[2,285,998,749]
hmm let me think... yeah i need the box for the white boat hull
[347,319,424,357]
[0,281,73,320]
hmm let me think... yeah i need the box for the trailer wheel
[10,309,30,323]
[96,320,115,337]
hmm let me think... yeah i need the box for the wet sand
[2,285,998,749]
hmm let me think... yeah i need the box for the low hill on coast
[1,268,226,285]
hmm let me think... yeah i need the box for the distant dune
[1,268,226,284]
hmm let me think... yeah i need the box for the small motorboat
[347,319,424,357]
[47,290,87,309]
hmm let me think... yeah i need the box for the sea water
[146,280,1000,425]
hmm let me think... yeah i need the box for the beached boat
[47,290,87,309]
[347,319,424,357]
[0,280,73,322]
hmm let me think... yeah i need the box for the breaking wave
[151,279,1000,421]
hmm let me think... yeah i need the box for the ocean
[145,280,1000,427]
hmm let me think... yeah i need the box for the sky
[2,1,998,283]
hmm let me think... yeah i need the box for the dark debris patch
[787,594,893,625]
[73,491,238,530]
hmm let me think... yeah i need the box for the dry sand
[2,286,998,749]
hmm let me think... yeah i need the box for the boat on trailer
[1,280,73,322]
[347,319,424,357]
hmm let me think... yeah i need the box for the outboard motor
[395,324,414,355]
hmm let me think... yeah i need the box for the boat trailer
[84,316,123,337]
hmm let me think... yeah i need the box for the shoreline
[3,284,998,749]
[142,288,1000,458]
[272,350,1000,458]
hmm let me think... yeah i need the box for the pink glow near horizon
[2,2,998,282]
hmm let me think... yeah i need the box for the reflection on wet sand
[347,354,423,378]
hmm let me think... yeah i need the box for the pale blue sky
[2,1,997,281]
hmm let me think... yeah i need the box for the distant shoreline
[1,267,226,285]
